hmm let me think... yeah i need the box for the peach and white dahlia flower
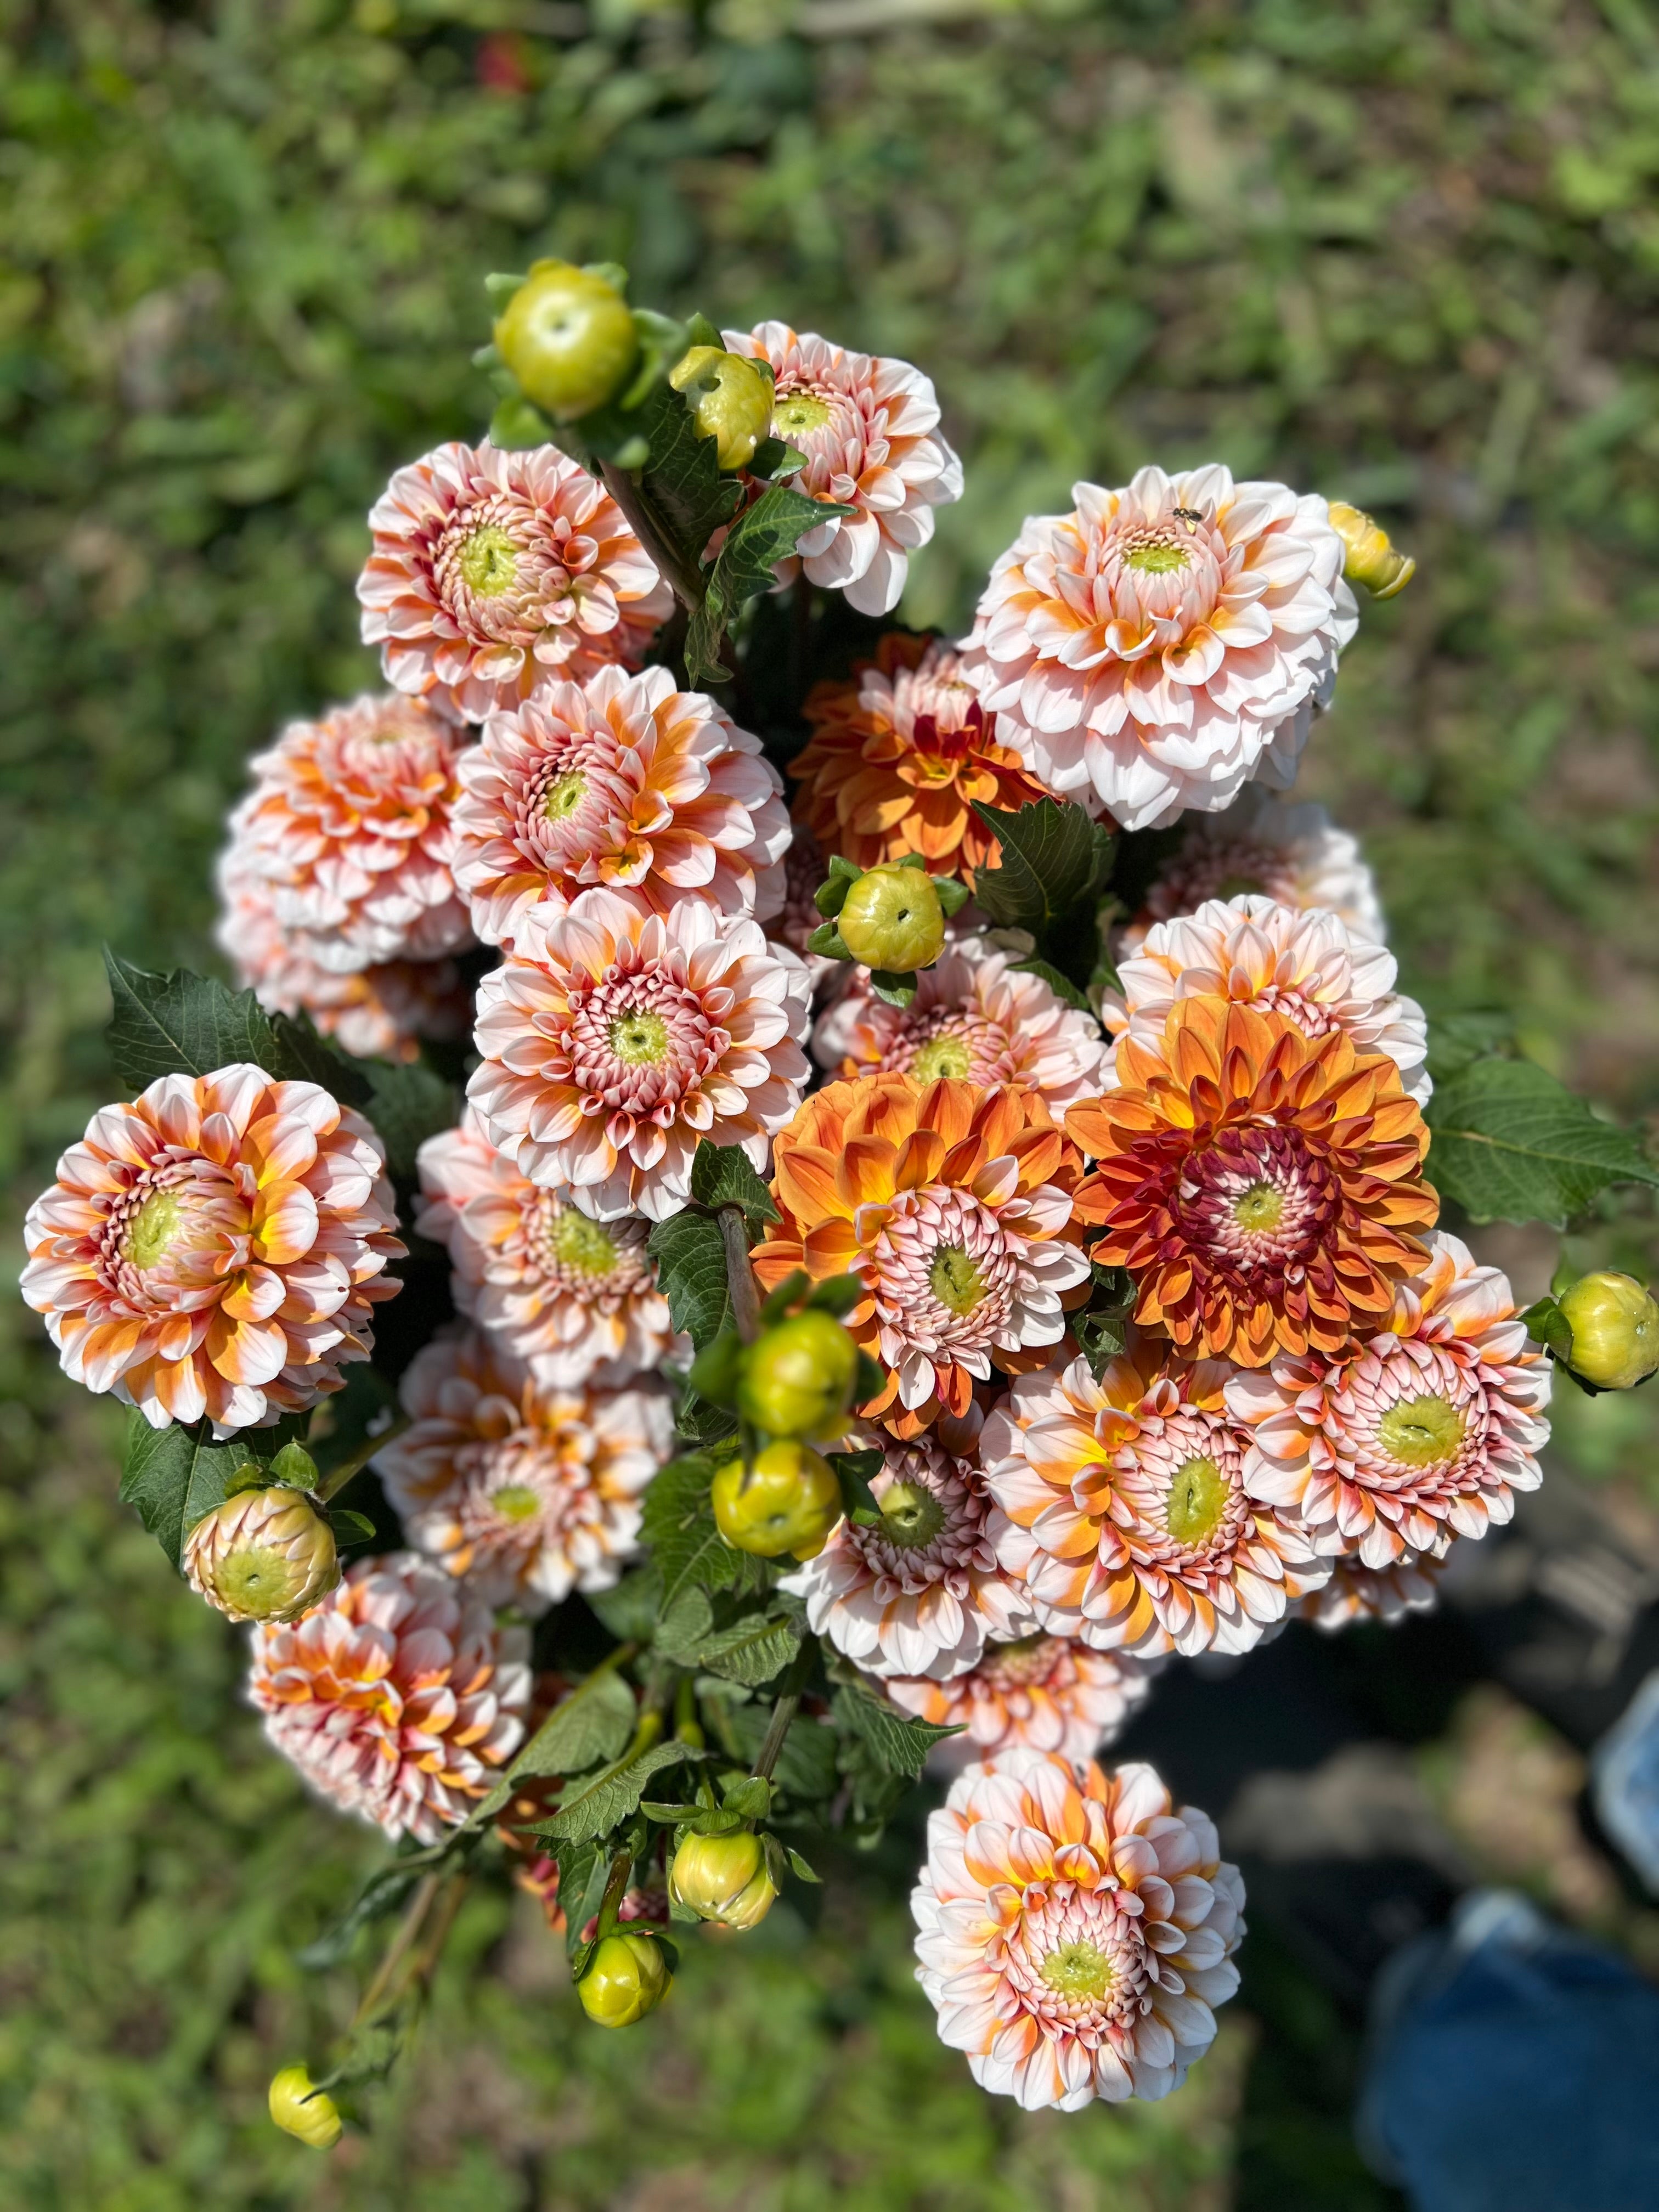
[218,694,473,974]
[1124,786,1386,953]
[969,466,1358,832]
[450,665,788,948]
[752,1074,1091,1435]
[374,1327,673,1611]
[1227,1230,1551,1571]
[469,888,811,1221]
[1301,1551,1449,1631]
[791,633,1053,878]
[813,933,1109,1116]
[780,1434,1036,1680]
[415,1108,680,1386]
[218,862,469,1064]
[721,323,963,616]
[21,1066,403,1433]
[358,440,672,719]
[984,1347,1329,1658]
[766,825,845,996]
[247,1550,531,1843]
[887,1634,1157,1768]
[912,1750,1245,2108]
[1068,1000,1437,1367]
[1103,895,1430,1104]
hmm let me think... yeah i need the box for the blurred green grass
[3,0,1658,2203]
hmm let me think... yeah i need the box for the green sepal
[720,1775,772,1820]
[757,1268,811,1325]
[328,1508,377,1545]
[748,437,805,481]
[806,922,852,961]
[488,395,554,451]
[829,1447,884,1527]
[932,876,970,917]
[687,1328,744,1410]
[682,310,723,351]
[267,1439,320,1491]
[852,1350,885,1404]
[482,271,527,298]
[868,969,918,1007]
[803,1274,864,1318]
[813,855,863,918]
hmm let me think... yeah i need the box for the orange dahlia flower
[791,634,1054,878]
[752,1073,1091,1435]
[21,1066,404,1432]
[1067,1000,1435,1367]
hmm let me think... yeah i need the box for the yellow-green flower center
[608,1011,669,1066]
[492,1484,545,1523]
[773,391,832,437]
[1378,1393,1465,1468]
[929,1243,985,1316]
[1124,540,1189,575]
[910,1035,974,1082]
[543,769,588,822]
[124,1189,183,1269]
[1041,1940,1114,2001]
[1232,1181,1285,1233]
[215,1545,305,1616]
[552,1209,620,1277]
[458,523,520,596]
[879,1480,945,1550]
[1166,1454,1229,1545]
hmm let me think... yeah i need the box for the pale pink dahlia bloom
[1302,1552,1449,1632]
[1124,786,1386,952]
[218,694,473,975]
[968,465,1358,832]
[814,933,1109,1115]
[983,1347,1329,1658]
[218,862,469,1064]
[912,1750,1245,2108]
[766,825,847,998]
[887,1635,1158,1769]
[468,888,811,1221]
[414,1108,681,1386]
[374,1328,673,1612]
[358,441,672,719]
[1103,895,1430,1104]
[450,665,788,948]
[722,322,963,616]
[247,1551,531,1843]
[1227,1230,1551,1572]
[21,1066,403,1434]
[781,1434,1036,1680]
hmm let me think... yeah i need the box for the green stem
[599,462,706,613]
[751,1641,814,1786]
[314,1415,408,1505]
[719,1204,761,1344]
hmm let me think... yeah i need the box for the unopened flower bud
[737,1309,859,1441]
[268,2067,342,2149]
[668,345,774,471]
[1327,501,1415,600]
[836,864,946,974]
[577,1929,673,2027]
[494,259,639,423]
[1558,1271,1659,1391]
[669,1829,777,1930]
[183,1487,339,1623]
[712,1440,842,1561]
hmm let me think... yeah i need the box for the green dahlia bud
[669,1829,777,1931]
[836,864,946,974]
[1327,501,1416,600]
[493,259,639,424]
[712,1440,843,1561]
[578,1930,673,2028]
[268,2067,342,2149]
[668,345,774,471]
[183,1487,339,1624]
[736,1308,860,1441]
[1558,1271,1659,1392]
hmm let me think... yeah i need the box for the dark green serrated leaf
[968,800,1114,938]
[1426,1057,1659,1227]
[1426,1012,1517,1083]
[119,1410,305,1569]
[533,1741,697,1846]
[1014,956,1096,1014]
[102,950,371,1104]
[550,1837,612,1961]
[685,484,855,687]
[832,1685,960,1779]
[636,377,742,562]
[470,1666,638,1825]
[295,1843,454,1970]
[646,1211,733,1350]
[653,1584,714,1661]
[693,1611,802,1688]
[689,1139,779,1227]
[585,1566,662,1643]
[360,1059,456,1183]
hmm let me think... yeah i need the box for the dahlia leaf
[685,483,856,687]
[689,1139,780,1228]
[1425,1012,1517,1082]
[654,1583,715,1660]
[511,1669,639,1785]
[120,1409,307,1570]
[585,1566,664,1643]
[102,950,371,1106]
[1012,955,1093,1013]
[1425,1057,1659,1226]
[295,1843,458,1971]
[636,376,742,567]
[689,1611,803,1689]
[647,1211,734,1349]
[534,1741,699,1846]
[360,1059,457,1184]
[832,1684,961,1779]
[968,799,1114,939]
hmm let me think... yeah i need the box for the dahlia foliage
[27,262,1658,2141]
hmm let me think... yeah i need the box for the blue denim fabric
[1359,1892,1659,2212]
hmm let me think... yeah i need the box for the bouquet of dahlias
[22,260,1659,2142]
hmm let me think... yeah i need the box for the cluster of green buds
[1525,1269,1659,1395]
[1328,500,1417,601]
[808,854,971,1007]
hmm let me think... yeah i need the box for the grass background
[3,0,1659,2204]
